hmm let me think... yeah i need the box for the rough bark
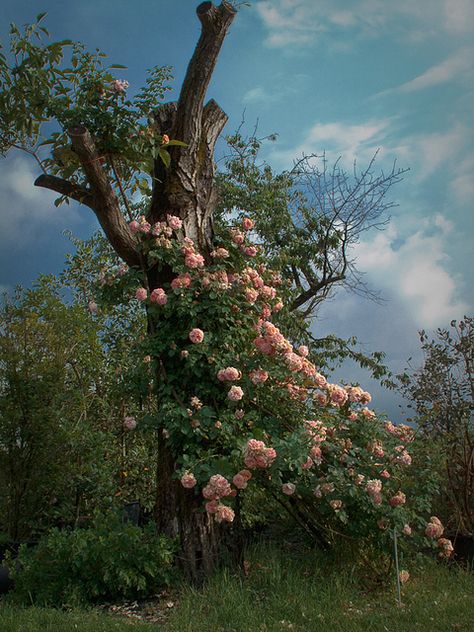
[154,435,222,580]
[150,2,235,252]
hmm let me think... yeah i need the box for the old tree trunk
[35,1,238,579]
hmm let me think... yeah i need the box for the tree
[1,4,447,580]
[399,317,474,534]
[0,279,114,539]
[1,1,238,575]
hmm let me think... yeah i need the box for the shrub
[5,511,176,606]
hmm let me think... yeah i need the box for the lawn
[2,543,473,632]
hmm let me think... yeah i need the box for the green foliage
[398,317,474,533]
[0,16,174,201]
[5,511,176,606]
[0,259,158,539]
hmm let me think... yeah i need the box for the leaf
[158,148,171,169]
[109,64,128,69]
[166,140,187,148]
[36,12,48,22]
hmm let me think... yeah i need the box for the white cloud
[354,214,470,327]
[391,124,469,180]
[255,0,474,49]
[242,74,311,105]
[379,50,473,95]
[242,86,268,103]
[269,117,393,169]
[451,156,474,204]
[443,0,474,32]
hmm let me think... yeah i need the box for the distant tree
[399,317,474,533]
[217,131,404,380]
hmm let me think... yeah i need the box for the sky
[0,0,473,421]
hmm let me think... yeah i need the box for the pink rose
[110,79,129,93]
[150,288,167,305]
[171,273,192,289]
[297,345,309,357]
[185,253,205,268]
[123,416,137,431]
[389,491,406,507]
[135,287,148,301]
[228,385,244,401]
[282,483,296,496]
[129,219,140,233]
[242,217,255,231]
[189,328,204,344]
[181,472,197,489]
[167,214,182,230]
[215,504,235,523]
[232,473,248,489]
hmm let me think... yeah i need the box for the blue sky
[1,0,473,420]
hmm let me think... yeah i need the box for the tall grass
[1,541,473,631]
[166,542,474,632]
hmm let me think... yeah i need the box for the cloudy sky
[1,0,473,420]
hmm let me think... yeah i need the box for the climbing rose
[244,439,276,469]
[150,288,167,305]
[202,474,232,500]
[282,483,296,496]
[171,273,192,289]
[233,473,248,489]
[129,219,140,233]
[425,518,444,538]
[215,504,235,523]
[123,416,137,431]
[189,328,204,343]
[161,134,170,145]
[403,524,412,536]
[217,367,241,381]
[181,472,197,489]
[110,79,129,93]
[228,385,244,401]
[242,217,254,231]
[399,570,410,584]
[297,345,309,357]
[249,369,269,384]
[88,300,98,314]
[135,287,148,301]
[389,491,406,507]
[437,537,454,558]
[185,252,205,268]
[167,214,182,230]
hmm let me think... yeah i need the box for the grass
[1,541,473,631]
[165,542,474,631]
[0,605,155,632]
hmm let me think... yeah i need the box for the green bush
[5,511,176,606]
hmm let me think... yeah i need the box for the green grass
[2,542,473,632]
[165,543,474,632]
[0,605,156,632]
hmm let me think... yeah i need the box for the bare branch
[67,125,140,267]
[34,174,95,208]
